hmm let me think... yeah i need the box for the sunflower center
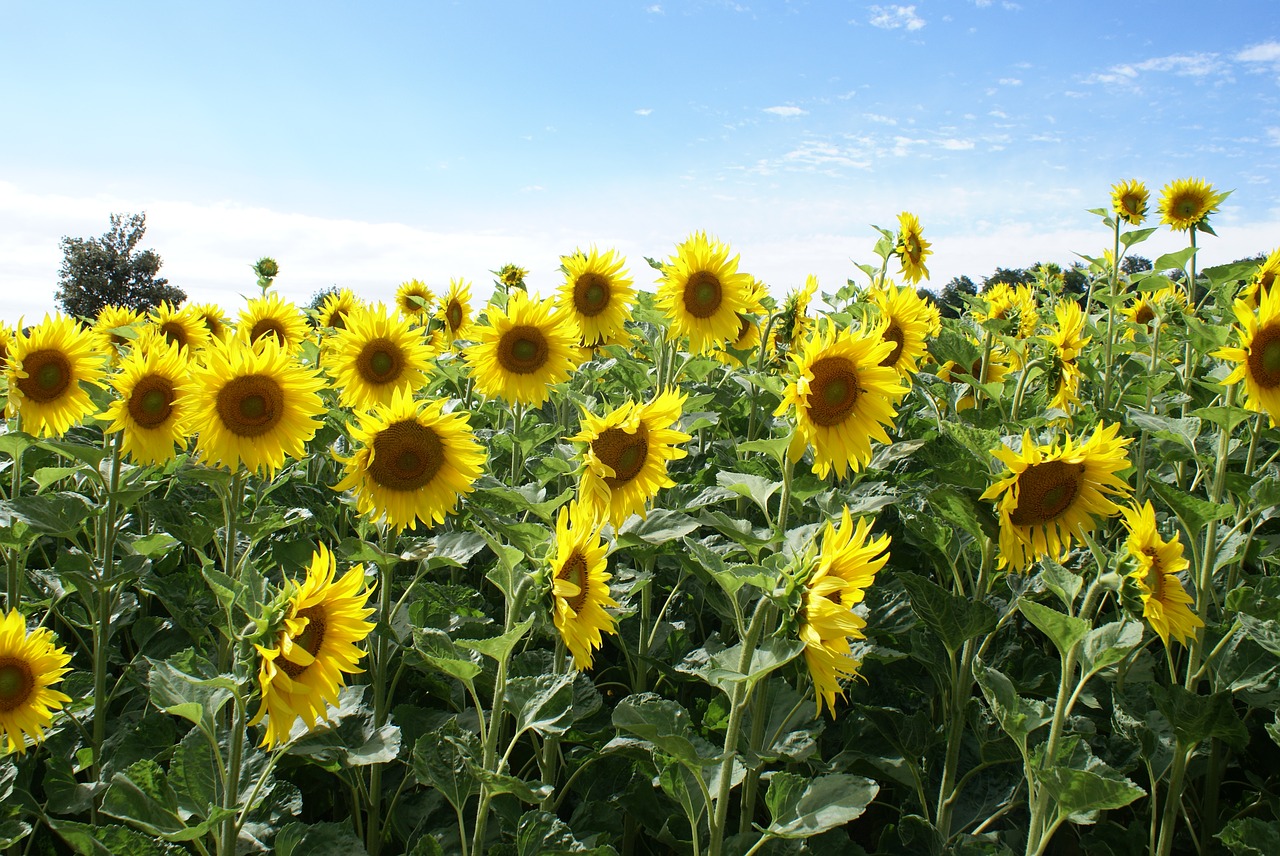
[1009,460,1085,527]
[215,374,285,437]
[904,237,921,260]
[1174,197,1202,219]
[446,300,463,331]
[593,425,650,487]
[497,326,550,374]
[279,607,327,678]
[970,357,985,381]
[328,309,349,330]
[250,319,289,347]
[160,322,189,350]
[574,273,612,318]
[0,342,9,370]
[880,322,906,367]
[806,356,861,427]
[557,550,591,613]
[683,271,723,319]
[1143,547,1166,599]
[127,375,176,429]
[1123,194,1142,216]
[0,657,35,712]
[1134,304,1155,328]
[16,349,72,403]
[357,339,404,384]
[1247,324,1280,390]
[368,420,445,491]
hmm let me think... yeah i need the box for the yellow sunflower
[1239,248,1280,310]
[0,610,73,754]
[334,387,485,532]
[93,305,143,363]
[895,211,932,283]
[799,508,890,717]
[188,337,327,477]
[1111,179,1149,226]
[571,389,692,529]
[1158,177,1230,232]
[1120,502,1202,647]
[866,281,939,375]
[557,246,636,348]
[327,303,435,412]
[939,347,1011,412]
[776,324,909,479]
[190,303,232,343]
[1045,301,1090,363]
[656,231,755,355]
[6,313,105,438]
[436,278,475,348]
[1122,285,1187,338]
[237,293,309,353]
[496,264,529,291]
[149,301,210,355]
[0,322,14,372]
[1045,355,1084,415]
[715,278,769,367]
[250,544,375,748]
[466,290,579,407]
[317,289,362,331]
[771,275,818,359]
[976,283,1039,340]
[104,338,193,466]
[1217,287,1280,425]
[982,423,1132,571]
[549,501,618,670]
[396,279,435,322]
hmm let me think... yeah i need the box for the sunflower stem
[219,694,247,856]
[366,525,396,856]
[4,416,24,613]
[92,432,124,808]
[747,313,782,443]
[1101,217,1122,411]
[975,330,994,411]
[1134,319,1163,503]
[1177,229,1199,437]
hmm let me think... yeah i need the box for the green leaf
[715,471,782,519]
[411,719,481,813]
[610,693,722,767]
[0,431,35,459]
[1,492,94,535]
[275,821,369,856]
[899,572,998,656]
[285,687,402,766]
[736,436,791,464]
[47,819,181,855]
[169,729,219,821]
[1217,818,1280,855]
[37,437,109,467]
[1125,410,1201,452]
[127,532,180,558]
[1148,479,1233,535]
[1080,621,1144,676]
[413,627,484,682]
[147,656,235,740]
[677,637,805,696]
[765,773,879,838]
[99,759,194,840]
[1119,227,1158,249]
[1153,685,1249,749]
[1152,246,1197,273]
[927,486,986,545]
[31,465,85,492]
[1039,560,1083,610]
[506,672,577,736]
[973,657,1051,748]
[456,616,535,662]
[516,810,619,856]
[472,767,553,804]
[1020,600,1089,658]
[1037,764,1145,818]
[616,509,701,547]
[0,820,32,849]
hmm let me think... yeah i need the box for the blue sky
[3,1,1279,320]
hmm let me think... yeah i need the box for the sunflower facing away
[558,246,636,348]
[1111,179,1149,226]
[549,501,619,670]
[776,324,908,479]
[1045,300,1090,363]
[149,301,211,355]
[1122,285,1187,338]
[335,387,485,532]
[395,279,435,322]
[656,231,755,355]
[466,290,580,407]
[982,423,1132,571]
[571,389,692,529]
[938,347,1011,412]
[436,278,475,348]
[0,609,73,754]
[1044,355,1084,415]
[250,544,375,747]
[771,275,819,359]
[866,281,939,375]
[6,313,104,438]
[188,337,327,477]
[317,289,362,331]
[93,305,143,363]
[328,303,436,412]
[238,292,310,353]
[1158,177,1230,233]
[1120,501,1203,647]
[1240,248,1280,310]
[894,211,932,283]
[1217,286,1280,425]
[798,508,890,717]
[104,337,193,465]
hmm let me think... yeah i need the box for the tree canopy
[54,212,185,320]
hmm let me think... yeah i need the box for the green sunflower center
[880,321,906,368]
[279,607,327,678]
[216,374,285,437]
[806,356,861,427]
[357,338,404,384]
[368,420,445,492]
[328,309,349,331]
[557,550,590,613]
[574,273,612,318]
[497,325,550,375]
[16,349,72,404]
[1174,195,1203,219]
[683,271,723,319]
[127,374,176,429]
[0,656,35,712]
[1008,460,1085,527]
[1247,323,1280,390]
[593,425,650,487]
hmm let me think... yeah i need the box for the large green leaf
[1153,685,1249,749]
[1080,621,1143,676]
[765,772,879,838]
[506,672,577,736]
[1148,479,1233,534]
[411,719,481,813]
[147,655,236,741]
[1217,818,1280,855]
[973,657,1051,748]
[610,693,722,767]
[1019,600,1089,658]
[515,810,618,856]
[1037,765,1145,819]
[899,572,998,656]
[457,616,535,662]
[99,759,203,841]
[275,822,369,856]
[677,637,805,696]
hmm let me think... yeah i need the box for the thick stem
[1155,745,1190,856]
[219,697,246,856]
[93,434,124,793]
[366,532,396,856]
[5,423,24,612]
[1101,219,1122,410]
[1134,320,1162,503]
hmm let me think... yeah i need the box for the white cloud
[645,4,663,13]
[1083,51,1227,87]
[864,113,898,125]
[988,110,1009,119]
[1268,127,1280,146]
[868,5,925,32]
[998,77,1022,86]
[1237,41,1280,62]
[634,108,653,116]
[764,105,807,117]
[521,185,544,192]
[779,140,871,171]
[938,138,975,150]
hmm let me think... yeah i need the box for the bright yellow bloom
[466,290,579,407]
[571,389,691,529]
[250,544,375,747]
[895,212,932,283]
[1120,502,1202,647]
[335,387,485,532]
[866,281,939,375]
[237,293,309,353]
[1045,356,1084,415]
[316,289,362,331]
[395,280,434,321]
[558,247,636,348]
[771,275,819,358]
[1122,286,1187,338]
[716,278,769,367]
[104,338,193,465]
[190,303,232,343]
[1239,248,1280,310]
[1217,286,1280,425]
[1158,177,1229,232]
[1111,179,1149,226]
[776,324,908,479]
[982,423,1132,571]
[436,278,475,348]
[496,264,529,290]
[149,301,210,355]
[0,609,73,754]
[93,305,143,363]
[0,322,14,372]
[6,313,104,437]
[799,508,889,716]
[938,347,1011,412]
[549,501,618,670]
[327,303,435,412]
[1045,300,1090,362]
[656,231,755,355]
[976,283,1039,340]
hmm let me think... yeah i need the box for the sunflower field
[2,180,1280,856]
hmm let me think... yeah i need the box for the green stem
[366,527,396,856]
[220,695,246,856]
[1134,320,1162,503]
[5,421,24,612]
[93,433,124,798]
[1008,357,1044,424]
[1155,744,1191,856]
[1026,640,1082,856]
[1101,218,1121,410]
[747,313,781,443]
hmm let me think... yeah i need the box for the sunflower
[982,423,1132,571]
[395,279,435,322]
[715,278,769,367]
[1045,300,1090,363]
[656,231,755,355]
[776,324,908,479]
[238,293,309,353]
[327,303,435,412]
[0,610,73,754]
[1111,179,1149,226]
[0,322,14,372]
[104,338,193,465]
[1122,285,1186,338]
[190,303,232,342]
[436,278,475,348]
[866,281,939,375]
[771,275,818,360]
[1217,287,1280,425]
[93,305,143,363]
[250,544,375,747]
[549,501,618,670]
[571,389,692,529]
[976,283,1039,340]
[1045,355,1084,415]
[496,264,529,291]
[1158,177,1230,233]
[939,347,1011,412]
[466,290,579,407]
[316,289,362,331]
[149,301,210,355]
[895,211,932,283]
[6,313,104,438]
[1239,248,1280,310]
[1120,502,1202,647]
[557,246,636,348]
[188,337,327,477]
[334,387,485,532]
[798,508,890,717]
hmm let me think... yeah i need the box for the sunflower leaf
[1216,818,1280,856]
[1019,600,1090,658]
[765,772,879,838]
[456,616,535,663]
[611,693,722,767]
[1153,685,1249,750]
[1148,479,1233,535]
[973,657,1052,749]
[899,572,998,657]
[274,821,369,856]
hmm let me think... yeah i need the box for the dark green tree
[54,212,185,320]
[1121,255,1153,275]
[938,275,978,319]
[981,267,1034,289]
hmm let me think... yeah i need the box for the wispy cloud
[998,78,1022,86]
[634,108,653,116]
[938,138,975,151]
[868,5,925,32]
[645,4,663,14]
[764,105,807,117]
[1237,41,1280,63]
[864,113,898,125]
[1082,51,1228,88]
